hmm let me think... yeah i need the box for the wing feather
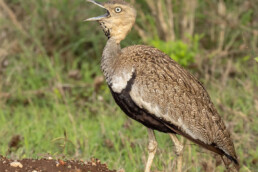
[119,45,237,161]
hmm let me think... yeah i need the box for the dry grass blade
[166,0,175,41]
[156,0,169,41]
[217,0,226,51]
[0,0,27,36]
[181,0,197,43]
[138,0,176,41]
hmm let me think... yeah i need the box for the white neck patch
[110,68,135,93]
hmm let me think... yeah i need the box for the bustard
[86,0,239,171]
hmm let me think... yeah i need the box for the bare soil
[0,156,116,172]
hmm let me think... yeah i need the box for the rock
[10,161,23,168]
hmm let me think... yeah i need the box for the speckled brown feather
[112,45,238,167]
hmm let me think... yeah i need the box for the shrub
[149,35,202,67]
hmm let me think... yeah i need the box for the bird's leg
[169,134,184,172]
[145,129,158,172]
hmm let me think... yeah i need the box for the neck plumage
[101,38,121,84]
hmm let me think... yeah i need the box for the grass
[0,0,258,171]
[1,58,257,171]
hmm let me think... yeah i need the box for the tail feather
[221,155,240,172]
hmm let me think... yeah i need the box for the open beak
[85,0,110,21]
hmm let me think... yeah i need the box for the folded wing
[119,45,237,163]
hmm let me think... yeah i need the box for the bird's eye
[115,7,122,13]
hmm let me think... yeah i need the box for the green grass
[1,46,257,171]
[0,0,257,171]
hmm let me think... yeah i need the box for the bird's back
[111,45,238,164]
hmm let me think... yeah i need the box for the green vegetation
[150,35,201,66]
[0,0,257,171]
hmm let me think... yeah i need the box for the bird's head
[86,0,137,43]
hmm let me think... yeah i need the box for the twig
[217,0,226,51]
[145,0,156,16]
[166,0,175,41]
[156,0,169,41]
[181,0,197,42]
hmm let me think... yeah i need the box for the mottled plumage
[109,44,237,163]
[86,0,239,171]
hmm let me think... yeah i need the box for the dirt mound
[0,156,116,172]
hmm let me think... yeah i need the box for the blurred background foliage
[0,0,257,171]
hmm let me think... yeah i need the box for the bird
[86,0,239,171]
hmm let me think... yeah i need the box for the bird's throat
[99,21,111,39]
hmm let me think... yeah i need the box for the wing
[118,45,237,161]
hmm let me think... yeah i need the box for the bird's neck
[101,38,121,83]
